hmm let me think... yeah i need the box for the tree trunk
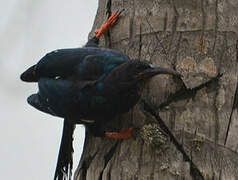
[74,0,238,179]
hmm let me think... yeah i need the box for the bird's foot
[96,9,124,38]
[105,128,133,139]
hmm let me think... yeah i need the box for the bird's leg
[85,9,124,47]
[105,128,133,139]
[95,9,124,39]
[87,123,133,140]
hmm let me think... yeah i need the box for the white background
[0,1,97,179]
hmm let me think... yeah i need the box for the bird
[25,59,180,180]
[21,10,131,180]
[30,59,180,135]
[25,60,180,180]
[21,10,180,180]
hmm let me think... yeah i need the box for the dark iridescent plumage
[22,45,130,180]
[28,59,180,135]
[22,46,180,180]
[21,11,130,180]
[21,47,129,82]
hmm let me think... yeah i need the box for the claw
[120,128,127,133]
[95,9,124,38]
[105,128,133,140]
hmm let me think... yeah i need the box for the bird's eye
[136,63,149,70]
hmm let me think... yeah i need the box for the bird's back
[26,48,130,120]
[36,47,130,80]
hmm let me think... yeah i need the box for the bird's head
[20,65,38,82]
[103,60,181,87]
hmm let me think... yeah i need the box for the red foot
[96,9,124,38]
[105,128,133,140]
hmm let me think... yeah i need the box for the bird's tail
[54,120,75,180]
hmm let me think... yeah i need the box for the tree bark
[74,0,238,179]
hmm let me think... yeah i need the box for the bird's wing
[21,48,86,82]
[35,48,86,80]
[35,78,96,117]
[21,47,130,82]
[27,93,58,117]
[75,54,128,80]
[37,78,74,117]
[36,48,129,80]
[54,119,75,180]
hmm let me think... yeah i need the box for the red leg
[105,128,133,140]
[96,9,124,39]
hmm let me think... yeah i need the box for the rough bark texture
[74,0,238,179]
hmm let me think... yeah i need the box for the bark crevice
[224,39,238,145]
[80,151,98,180]
[158,74,222,110]
[105,0,112,48]
[212,0,219,52]
[168,0,179,53]
[98,142,118,180]
[145,17,167,56]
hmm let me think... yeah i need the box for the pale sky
[0,1,97,179]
